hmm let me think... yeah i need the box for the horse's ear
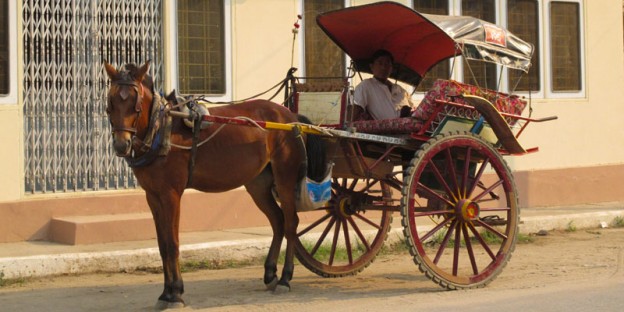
[135,60,150,82]
[165,90,177,103]
[104,62,117,80]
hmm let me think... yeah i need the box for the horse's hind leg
[245,167,285,291]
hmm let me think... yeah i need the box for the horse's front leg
[146,191,185,309]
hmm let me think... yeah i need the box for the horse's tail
[296,115,327,182]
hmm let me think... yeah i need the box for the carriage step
[49,213,155,245]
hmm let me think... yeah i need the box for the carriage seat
[349,79,527,135]
[292,81,347,126]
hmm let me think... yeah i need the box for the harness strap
[186,109,202,186]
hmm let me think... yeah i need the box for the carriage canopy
[316,1,534,85]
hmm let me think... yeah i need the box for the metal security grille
[23,0,163,193]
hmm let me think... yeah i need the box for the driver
[349,49,414,120]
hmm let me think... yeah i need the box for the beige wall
[1,0,622,238]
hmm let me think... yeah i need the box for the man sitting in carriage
[349,49,414,121]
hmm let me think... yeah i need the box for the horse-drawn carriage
[105,1,556,308]
[287,1,555,290]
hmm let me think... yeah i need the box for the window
[413,0,450,91]
[0,0,9,95]
[304,0,345,77]
[410,0,585,98]
[462,0,498,89]
[507,0,540,92]
[549,1,581,92]
[177,0,226,94]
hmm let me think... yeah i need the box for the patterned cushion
[412,79,527,125]
[350,117,423,134]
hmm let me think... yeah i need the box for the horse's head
[104,61,151,157]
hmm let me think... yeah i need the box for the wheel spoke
[444,148,460,198]
[466,158,489,198]
[347,216,371,251]
[353,212,381,230]
[416,182,455,207]
[475,219,508,240]
[461,147,473,197]
[342,219,353,264]
[297,212,332,237]
[421,217,453,242]
[348,178,358,190]
[361,179,380,193]
[413,209,454,218]
[473,179,504,202]
[310,217,336,257]
[329,219,342,265]
[452,222,461,276]
[480,207,510,212]
[427,159,456,202]
[468,222,496,260]
[462,223,479,275]
[434,219,457,264]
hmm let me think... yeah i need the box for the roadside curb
[1,210,623,280]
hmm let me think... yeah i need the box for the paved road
[1,228,623,311]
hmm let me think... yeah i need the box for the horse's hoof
[265,276,279,291]
[155,300,185,310]
[273,283,291,295]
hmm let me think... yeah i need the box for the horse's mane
[115,63,154,93]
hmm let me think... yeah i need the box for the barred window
[304,0,344,77]
[413,0,450,91]
[507,0,540,92]
[177,0,225,94]
[0,0,8,95]
[550,1,581,92]
[462,0,497,89]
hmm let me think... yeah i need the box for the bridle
[107,79,145,136]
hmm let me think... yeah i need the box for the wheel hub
[456,199,480,221]
[337,196,353,218]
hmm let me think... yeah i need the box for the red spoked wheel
[295,177,393,277]
[401,131,519,289]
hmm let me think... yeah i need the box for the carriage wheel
[401,131,519,289]
[295,177,393,277]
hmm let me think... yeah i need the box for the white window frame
[0,0,17,104]
[165,0,233,101]
[543,0,585,99]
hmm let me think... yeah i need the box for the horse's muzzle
[112,135,132,157]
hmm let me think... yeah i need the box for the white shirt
[353,78,412,120]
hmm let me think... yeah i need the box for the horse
[104,61,325,309]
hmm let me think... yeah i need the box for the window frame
[544,0,585,99]
[298,0,349,79]
[166,0,233,101]
[0,0,17,104]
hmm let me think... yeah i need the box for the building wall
[0,0,622,243]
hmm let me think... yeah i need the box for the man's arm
[347,104,368,121]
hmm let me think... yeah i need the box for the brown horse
[104,61,323,309]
